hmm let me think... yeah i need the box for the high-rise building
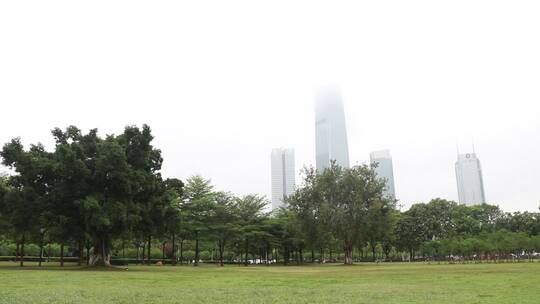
[271,148,295,210]
[455,152,486,206]
[315,86,350,171]
[370,149,396,199]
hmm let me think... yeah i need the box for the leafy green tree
[287,168,325,263]
[75,125,164,266]
[1,139,53,266]
[233,194,268,266]
[162,178,184,265]
[291,163,393,265]
[208,191,237,266]
[182,175,215,266]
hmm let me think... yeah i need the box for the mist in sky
[1,1,539,212]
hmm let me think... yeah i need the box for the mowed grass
[0,261,538,304]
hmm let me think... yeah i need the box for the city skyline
[1,1,539,213]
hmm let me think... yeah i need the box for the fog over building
[455,152,486,206]
[370,149,396,199]
[271,148,295,210]
[315,87,350,171]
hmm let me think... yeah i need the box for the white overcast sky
[1,1,539,212]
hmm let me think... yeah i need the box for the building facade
[271,148,296,210]
[370,149,396,199]
[455,153,486,206]
[315,86,350,171]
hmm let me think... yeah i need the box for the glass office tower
[455,153,486,206]
[370,149,396,199]
[271,148,295,210]
[315,86,350,171]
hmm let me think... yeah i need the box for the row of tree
[1,125,539,267]
[421,231,540,262]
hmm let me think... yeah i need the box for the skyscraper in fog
[455,153,486,206]
[271,148,295,210]
[370,150,396,199]
[315,86,350,171]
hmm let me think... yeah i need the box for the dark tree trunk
[172,232,176,266]
[16,242,20,264]
[244,237,249,266]
[78,240,84,266]
[88,237,112,266]
[142,243,146,262]
[162,241,166,260]
[180,239,184,265]
[147,235,152,265]
[39,238,44,267]
[19,234,25,267]
[60,243,64,267]
[194,232,200,266]
[371,243,376,262]
[266,244,271,266]
[344,243,353,265]
[86,246,91,265]
[218,240,225,267]
[299,248,304,264]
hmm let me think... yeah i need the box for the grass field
[0,261,538,303]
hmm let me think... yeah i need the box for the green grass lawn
[0,261,538,303]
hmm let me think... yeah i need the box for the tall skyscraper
[370,149,396,199]
[455,152,486,206]
[315,86,350,171]
[271,148,295,210]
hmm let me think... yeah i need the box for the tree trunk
[244,237,249,266]
[371,243,376,262]
[78,240,84,266]
[19,234,25,267]
[219,240,225,267]
[60,243,64,267]
[172,232,176,266]
[86,246,91,265]
[180,239,184,265]
[162,241,166,260]
[194,231,200,266]
[16,242,20,264]
[266,244,270,266]
[88,237,112,267]
[344,243,353,265]
[39,238,44,267]
[147,235,152,265]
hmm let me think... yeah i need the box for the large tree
[290,163,395,265]
[81,125,163,266]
